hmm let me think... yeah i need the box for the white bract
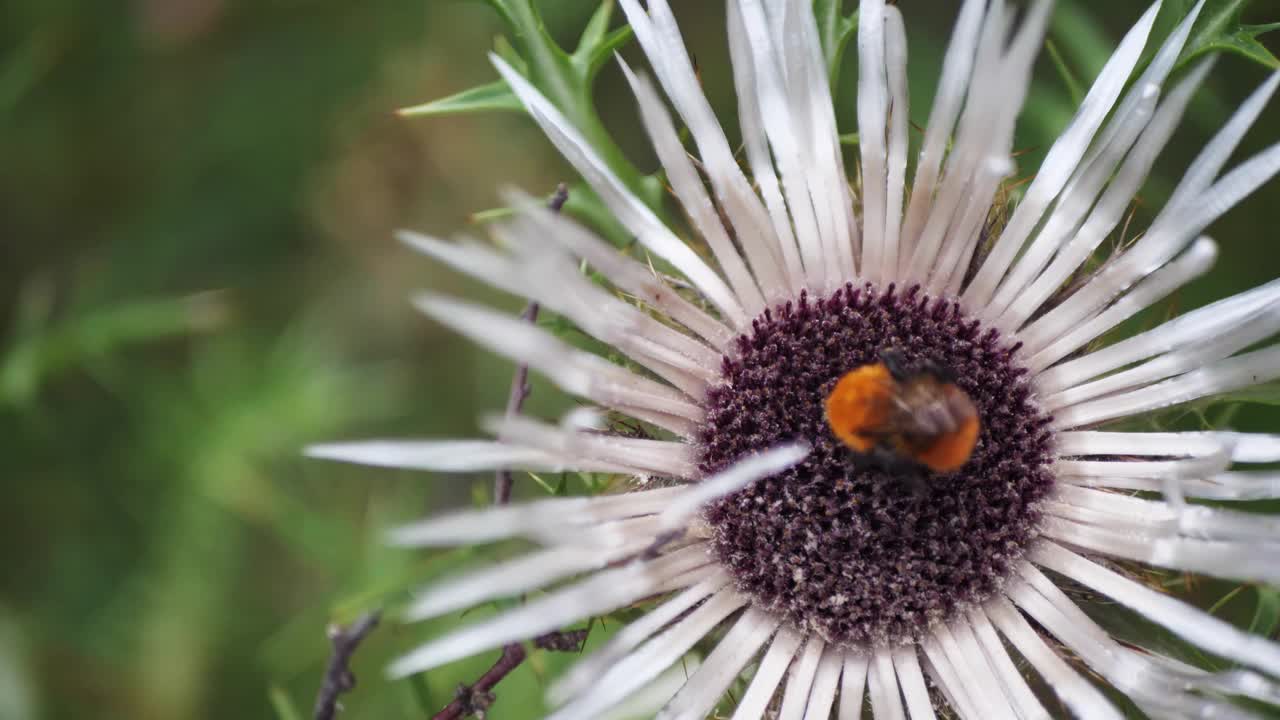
[310,0,1280,717]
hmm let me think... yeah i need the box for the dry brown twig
[313,611,382,720]
[433,182,591,720]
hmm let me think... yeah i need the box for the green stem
[501,0,652,203]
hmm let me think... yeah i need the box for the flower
[310,0,1280,717]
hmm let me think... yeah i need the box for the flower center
[698,284,1054,647]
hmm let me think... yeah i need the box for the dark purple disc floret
[699,283,1055,646]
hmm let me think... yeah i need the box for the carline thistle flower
[310,0,1280,717]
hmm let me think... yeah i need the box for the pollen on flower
[699,283,1055,647]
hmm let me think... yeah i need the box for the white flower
[310,0,1280,717]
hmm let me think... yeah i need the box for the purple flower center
[699,284,1055,646]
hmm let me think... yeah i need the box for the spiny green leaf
[1185,0,1255,53]
[1177,0,1280,70]
[396,80,522,118]
[1190,23,1280,69]
[1247,20,1280,36]
[574,0,615,59]
[472,0,517,30]
[1250,586,1280,637]
[497,0,576,95]
[474,0,652,201]
[580,25,635,80]
[814,0,858,89]
[494,34,525,72]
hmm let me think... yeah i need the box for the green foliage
[1045,38,1086,106]
[814,0,858,90]
[1175,0,1280,69]
[0,32,56,114]
[572,0,638,80]
[397,79,523,118]
[0,282,226,408]
[414,0,644,193]
[403,0,668,240]
[1217,380,1280,406]
[268,685,304,720]
[4,1,1280,718]
[1251,587,1280,637]
[1055,0,1280,82]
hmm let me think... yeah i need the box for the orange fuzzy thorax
[824,363,896,453]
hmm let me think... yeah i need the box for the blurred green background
[2,1,1278,718]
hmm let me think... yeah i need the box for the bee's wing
[889,383,950,436]
[916,397,955,435]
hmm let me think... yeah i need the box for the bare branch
[430,644,527,720]
[494,180,568,505]
[433,183,581,720]
[313,611,382,720]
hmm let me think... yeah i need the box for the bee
[824,348,980,476]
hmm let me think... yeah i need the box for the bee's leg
[900,468,931,497]
[881,452,929,496]
[847,446,896,478]
[862,445,930,493]
[848,448,884,473]
[879,347,912,381]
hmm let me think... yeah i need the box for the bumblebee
[824,348,980,475]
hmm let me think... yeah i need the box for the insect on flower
[309,0,1280,715]
[825,348,980,476]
